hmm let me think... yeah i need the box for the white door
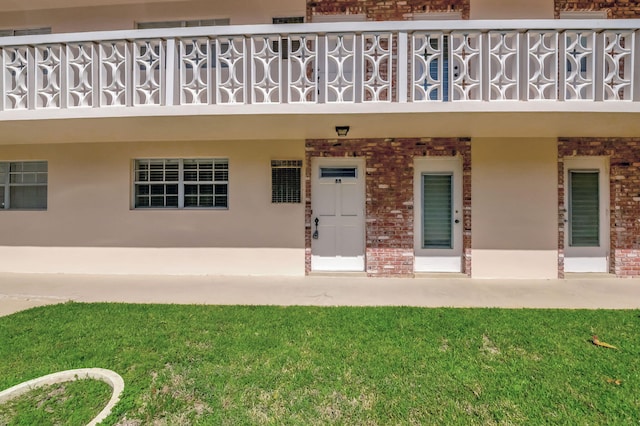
[414,157,463,272]
[311,158,365,271]
[564,157,610,272]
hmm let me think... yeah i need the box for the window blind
[569,170,599,247]
[272,160,302,203]
[422,173,452,249]
[0,161,48,210]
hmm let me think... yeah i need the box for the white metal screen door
[311,158,365,271]
[564,157,609,273]
[414,157,463,272]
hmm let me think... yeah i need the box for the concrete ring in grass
[0,368,124,426]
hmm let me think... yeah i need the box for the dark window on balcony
[137,19,230,29]
[272,17,304,24]
[0,27,51,37]
[271,17,304,59]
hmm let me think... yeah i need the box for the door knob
[313,217,319,239]
[454,219,460,224]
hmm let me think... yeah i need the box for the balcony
[0,20,639,142]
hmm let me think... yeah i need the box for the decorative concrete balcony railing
[0,20,639,114]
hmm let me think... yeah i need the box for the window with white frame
[271,160,302,203]
[0,161,48,210]
[134,159,228,209]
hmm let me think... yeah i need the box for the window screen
[569,170,599,246]
[134,158,228,209]
[0,161,48,210]
[184,159,228,208]
[272,160,302,203]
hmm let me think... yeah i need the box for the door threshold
[414,272,468,279]
[565,272,616,280]
[309,271,368,277]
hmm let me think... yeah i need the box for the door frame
[413,156,463,272]
[563,156,610,273]
[310,157,366,271]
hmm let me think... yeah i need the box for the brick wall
[307,0,470,21]
[558,138,640,277]
[555,1,640,18]
[305,137,471,277]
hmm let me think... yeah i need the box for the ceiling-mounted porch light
[335,126,350,137]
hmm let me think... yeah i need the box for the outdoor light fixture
[335,126,350,137]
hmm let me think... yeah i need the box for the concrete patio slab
[0,293,68,317]
[1,272,640,317]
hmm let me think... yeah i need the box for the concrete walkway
[2,272,640,317]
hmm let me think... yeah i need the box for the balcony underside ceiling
[0,107,639,144]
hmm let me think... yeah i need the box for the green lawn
[1,303,639,425]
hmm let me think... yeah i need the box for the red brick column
[555,1,640,18]
[558,157,566,278]
[307,0,470,21]
[305,137,471,277]
[558,138,640,277]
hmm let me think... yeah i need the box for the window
[271,17,304,59]
[273,17,304,24]
[272,160,302,203]
[0,27,51,37]
[0,161,48,210]
[134,159,228,209]
[569,170,600,247]
[559,11,608,19]
[413,12,463,20]
[136,19,230,29]
[320,167,357,179]
[311,14,367,23]
[272,38,302,60]
[422,173,453,249]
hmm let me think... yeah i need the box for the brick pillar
[557,157,565,278]
[554,1,640,18]
[307,0,471,22]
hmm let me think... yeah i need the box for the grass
[0,303,639,425]
[0,378,112,425]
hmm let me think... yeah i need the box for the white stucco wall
[470,0,554,19]
[0,0,304,33]
[471,138,558,279]
[0,139,305,275]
